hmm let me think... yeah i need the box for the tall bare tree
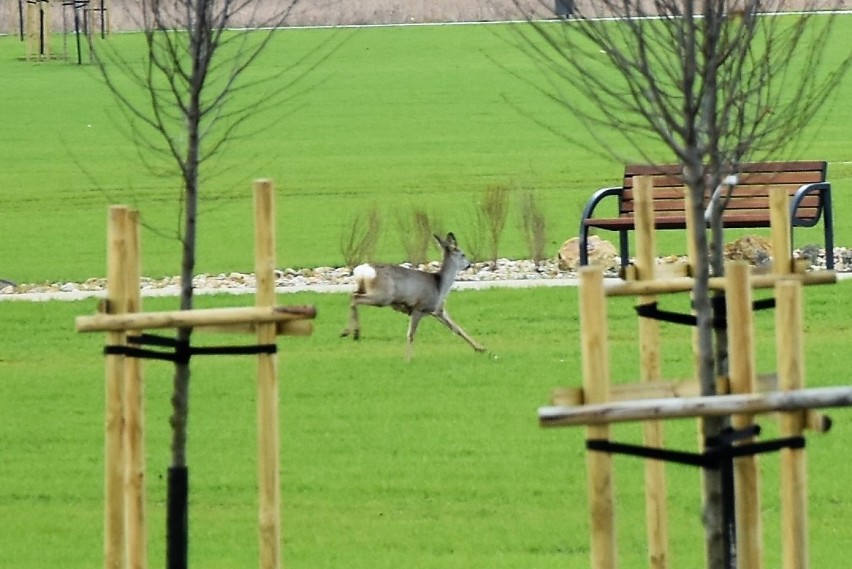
[512,1,850,567]
[89,2,339,567]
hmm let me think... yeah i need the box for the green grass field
[2,15,852,569]
[1,18,851,283]
[2,285,852,568]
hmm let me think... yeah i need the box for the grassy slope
[1,18,850,282]
[2,283,851,568]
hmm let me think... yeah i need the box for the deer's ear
[445,232,457,246]
[434,233,445,248]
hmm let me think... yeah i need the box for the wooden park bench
[578,160,835,269]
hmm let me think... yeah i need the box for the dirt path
[3,1,849,35]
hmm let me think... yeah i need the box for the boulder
[557,236,618,271]
[724,235,772,265]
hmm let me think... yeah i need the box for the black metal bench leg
[619,230,629,267]
[824,191,834,270]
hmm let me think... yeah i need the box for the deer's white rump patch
[353,264,377,282]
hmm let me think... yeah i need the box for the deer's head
[435,232,472,271]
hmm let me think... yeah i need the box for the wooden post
[726,261,763,569]
[106,0,112,36]
[776,279,808,569]
[770,190,792,275]
[579,267,616,569]
[123,210,147,569]
[25,0,38,60]
[254,180,281,569]
[682,185,703,386]
[104,206,129,569]
[633,176,668,569]
[25,0,52,60]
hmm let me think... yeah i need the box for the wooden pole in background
[682,186,702,384]
[104,206,129,569]
[633,176,669,569]
[726,261,763,569]
[579,266,616,569]
[123,209,147,569]
[776,279,808,569]
[254,180,281,569]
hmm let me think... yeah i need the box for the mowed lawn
[3,282,852,568]
[1,14,852,569]
[1,17,851,283]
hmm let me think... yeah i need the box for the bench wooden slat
[717,185,820,198]
[623,171,825,189]
[623,160,826,178]
[587,212,825,232]
[622,183,822,201]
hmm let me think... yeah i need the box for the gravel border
[2,250,850,302]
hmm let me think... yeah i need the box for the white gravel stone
[2,248,850,301]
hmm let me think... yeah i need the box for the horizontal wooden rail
[605,270,836,297]
[550,375,778,406]
[550,375,832,433]
[77,305,316,333]
[539,386,852,428]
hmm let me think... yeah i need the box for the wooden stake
[579,267,616,569]
[254,180,281,569]
[770,190,793,276]
[634,176,668,569]
[726,262,763,569]
[123,209,147,569]
[104,206,129,569]
[776,279,808,569]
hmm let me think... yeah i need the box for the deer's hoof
[341,329,360,341]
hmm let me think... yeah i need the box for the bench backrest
[620,161,827,221]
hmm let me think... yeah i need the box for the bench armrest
[791,182,831,227]
[578,186,628,267]
[580,186,624,222]
[791,181,834,269]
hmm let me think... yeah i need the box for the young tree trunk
[684,165,727,569]
[167,20,204,561]
[167,178,197,569]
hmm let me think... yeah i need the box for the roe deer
[340,232,486,360]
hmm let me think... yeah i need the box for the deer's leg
[340,295,363,340]
[406,311,426,361]
[433,309,486,353]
